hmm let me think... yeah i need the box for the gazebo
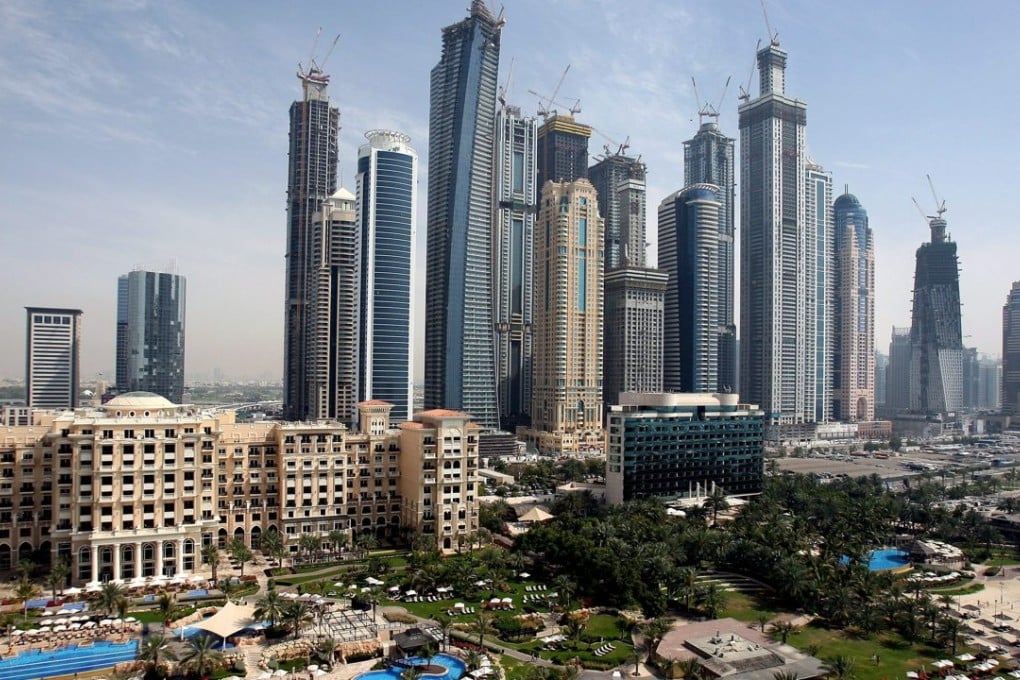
[189,601,256,648]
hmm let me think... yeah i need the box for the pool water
[0,640,138,680]
[852,548,910,571]
[356,653,466,680]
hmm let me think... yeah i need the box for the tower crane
[527,65,580,118]
[692,76,730,124]
[760,0,779,46]
[737,39,761,103]
[927,173,947,218]
[498,57,515,109]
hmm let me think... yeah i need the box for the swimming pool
[184,588,209,598]
[851,548,910,571]
[356,653,466,680]
[0,640,138,680]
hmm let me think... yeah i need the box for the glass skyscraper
[424,1,501,428]
[806,161,833,423]
[26,307,82,409]
[738,41,814,427]
[284,63,339,420]
[116,270,186,403]
[1003,281,1020,415]
[684,118,736,392]
[494,105,537,429]
[589,154,646,271]
[356,131,418,424]
[832,190,875,421]
[909,214,963,415]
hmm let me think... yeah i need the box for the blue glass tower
[424,1,502,427]
[356,131,418,423]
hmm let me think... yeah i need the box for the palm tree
[768,621,799,645]
[260,530,285,566]
[703,486,730,525]
[313,636,340,666]
[47,559,69,600]
[201,543,220,583]
[823,655,856,680]
[676,566,699,610]
[697,582,725,619]
[254,587,285,629]
[433,613,453,652]
[298,533,320,561]
[463,649,484,672]
[227,538,252,577]
[772,672,801,680]
[641,617,674,662]
[138,633,178,678]
[98,581,126,617]
[677,658,703,680]
[327,529,347,557]
[473,611,493,649]
[13,576,37,618]
[281,600,310,639]
[553,574,576,609]
[356,532,378,556]
[180,634,224,679]
[157,591,176,627]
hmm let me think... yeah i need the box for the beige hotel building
[0,392,478,584]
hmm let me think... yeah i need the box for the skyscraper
[536,113,591,186]
[886,326,912,415]
[806,160,833,423]
[659,185,724,393]
[356,130,418,424]
[738,40,814,426]
[1003,281,1020,415]
[25,307,82,409]
[309,188,358,423]
[684,116,736,391]
[875,351,889,410]
[589,153,646,271]
[284,59,340,420]
[908,213,963,415]
[530,179,604,454]
[493,104,537,429]
[424,1,501,428]
[116,270,187,403]
[832,190,875,421]
[603,267,666,406]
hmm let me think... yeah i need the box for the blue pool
[356,653,466,680]
[0,640,138,680]
[183,588,209,598]
[849,548,910,571]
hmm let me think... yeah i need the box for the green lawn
[790,622,951,680]
[928,583,984,597]
[719,591,782,625]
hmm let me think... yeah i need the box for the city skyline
[3,1,1020,382]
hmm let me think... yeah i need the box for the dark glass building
[424,0,502,428]
[589,153,646,271]
[1003,281,1020,415]
[357,131,417,423]
[284,62,339,420]
[116,270,186,403]
[909,215,963,414]
[606,393,764,504]
[536,113,591,185]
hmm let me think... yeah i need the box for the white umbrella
[53,625,67,632]
[489,598,501,604]
[64,587,82,596]
[11,630,23,636]
[99,619,113,626]
[501,597,512,603]
[68,623,81,630]
[518,572,530,579]
[41,611,54,617]
[82,621,96,629]
[273,670,288,677]
[348,584,358,590]
[436,587,449,593]
[124,616,138,623]
[454,603,465,610]
[405,590,418,597]
[307,666,319,672]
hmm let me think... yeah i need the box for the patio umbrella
[124,616,138,623]
[405,590,417,597]
[63,587,82,596]
[68,623,81,630]
[53,625,67,632]
[41,611,54,617]
[501,597,512,603]
[518,572,530,579]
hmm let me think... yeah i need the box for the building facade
[606,392,764,505]
[738,41,814,427]
[603,268,666,407]
[684,119,736,392]
[529,179,604,454]
[536,113,591,185]
[356,131,418,424]
[116,270,187,404]
[909,215,963,415]
[284,63,340,420]
[832,191,875,421]
[1005,282,1020,415]
[875,351,888,411]
[309,189,359,424]
[25,308,82,410]
[0,393,474,582]
[806,162,833,423]
[589,154,647,271]
[493,105,537,430]
[659,185,725,393]
[424,1,501,429]
[886,327,912,416]
[397,409,480,553]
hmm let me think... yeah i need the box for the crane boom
[318,33,341,71]
[926,173,947,217]
[738,39,761,102]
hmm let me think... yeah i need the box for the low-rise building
[606,392,764,504]
[0,392,475,583]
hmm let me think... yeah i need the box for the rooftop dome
[331,187,355,201]
[834,192,861,208]
[104,391,176,409]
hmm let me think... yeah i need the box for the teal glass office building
[606,393,764,504]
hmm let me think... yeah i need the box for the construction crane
[498,57,515,110]
[927,173,947,218]
[298,28,340,81]
[692,76,730,124]
[591,127,629,158]
[760,0,779,46]
[527,65,580,118]
[737,39,761,103]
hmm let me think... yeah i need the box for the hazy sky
[2,0,1019,384]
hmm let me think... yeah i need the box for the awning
[190,601,256,640]
[517,507,554,522]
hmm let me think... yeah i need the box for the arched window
[183,539,195,555]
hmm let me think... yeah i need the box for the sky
[2,0,1020,384]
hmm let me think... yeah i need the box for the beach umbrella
[64,587,82,596]
[124,616,138,623]
[41,611,54,617]
[518,572,530,579]
[405,590,417,597]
